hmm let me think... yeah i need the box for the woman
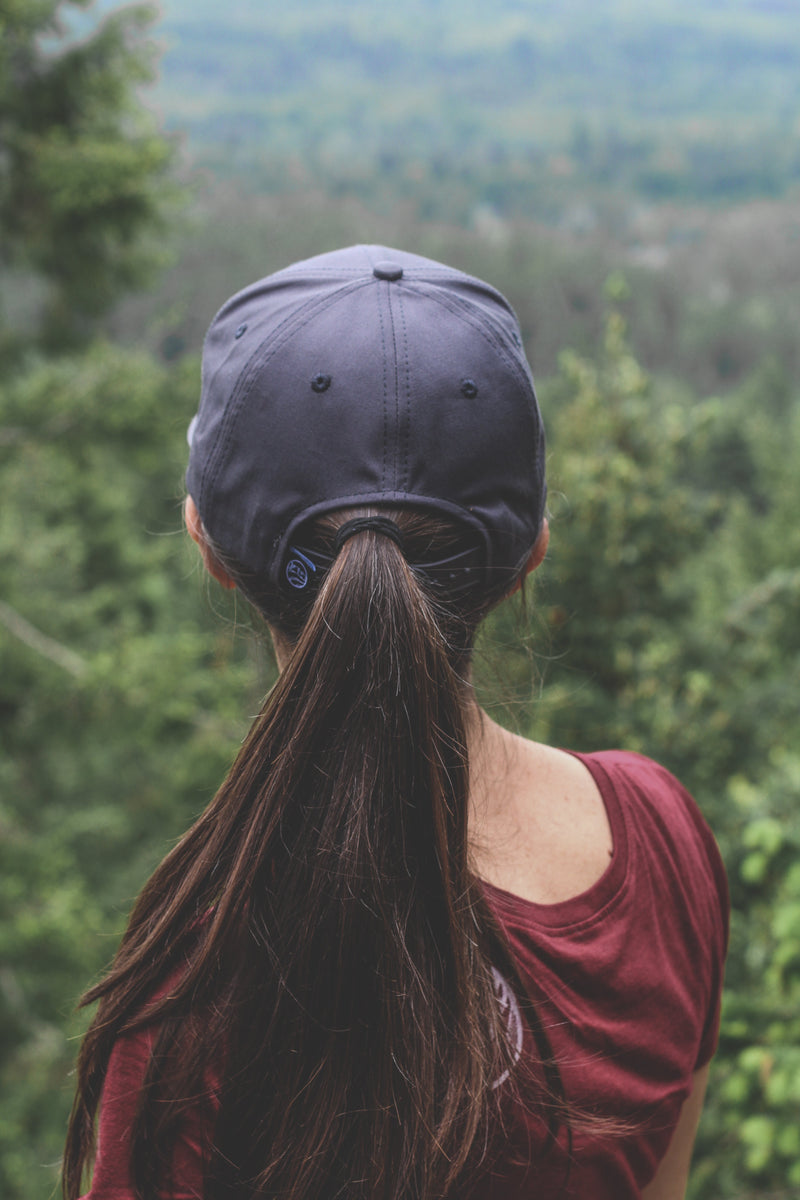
[63,245,728,1200]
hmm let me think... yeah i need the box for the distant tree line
[155,0,800,208]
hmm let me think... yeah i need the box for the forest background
[1,0,799,1196]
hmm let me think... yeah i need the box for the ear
[184,495,237,590]
[507,519,549,597]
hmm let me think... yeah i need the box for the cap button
[373,261,404,282]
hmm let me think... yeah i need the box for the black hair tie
[334,517,405,555]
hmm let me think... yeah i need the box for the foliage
[0,0,174,349]
[695,754,800,1196]
[0,343,269,1196]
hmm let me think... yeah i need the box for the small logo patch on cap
[285,547,317,590]
[285,559,309,589]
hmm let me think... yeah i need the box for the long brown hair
[63,508,564,1200]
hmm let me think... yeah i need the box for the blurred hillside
[146,0,800,213]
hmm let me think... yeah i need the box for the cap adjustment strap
[334,517,405,555]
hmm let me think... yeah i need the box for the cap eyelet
[235,323,248,339]
[461,379,478,399]
[311,373,332,393]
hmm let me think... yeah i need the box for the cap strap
[334,517,405,555]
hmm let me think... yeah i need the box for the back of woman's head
[64,246,555,1200]
[185,243,546,622]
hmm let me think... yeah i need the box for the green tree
[0,3,195,1192]
[0,0,173,350]
[516,306,714,757]
[0,344,268,1196]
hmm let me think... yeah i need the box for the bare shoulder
[469,732,615,906]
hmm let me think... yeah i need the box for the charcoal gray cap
[186,244,546,608]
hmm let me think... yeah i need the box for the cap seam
[406,282,534,396]
[398,288,411,491]
[384,278,401,492]
[401,281,540,480]
[202,277,375,506]
[376,277,389,491]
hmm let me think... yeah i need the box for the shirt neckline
[480,750,630,932]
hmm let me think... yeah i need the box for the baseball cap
[186,244,546,612]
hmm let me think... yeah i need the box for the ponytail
[64,510,560,1200]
